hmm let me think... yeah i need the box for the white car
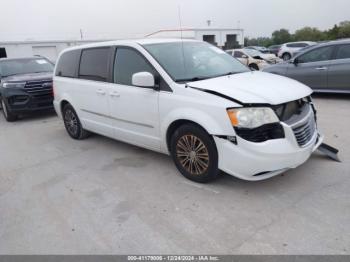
[278,41,316,61]
[227,49,281,70]
[53,39,323,183]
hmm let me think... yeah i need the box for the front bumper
[1,88,54,114]
[214,122,323,181]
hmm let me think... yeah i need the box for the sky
[0,0,349,41]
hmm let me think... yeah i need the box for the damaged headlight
[227,107,279,129]
[227,107,284,142]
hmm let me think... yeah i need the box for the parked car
[263,39,350,93]
[278,41,316,61]
[227,49,280,70]
[268,45,282,56]
[244,46,269,54]
[243,48,282,64]
[0,57,54,121]
[54,39,323,183]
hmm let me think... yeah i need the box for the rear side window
[114,48,156,86]
[55,50,81,77]
[79,48,110,82]
[234,51,244,58]
[287,43,308,48]
[298,46,334,63]
[336,44,350,60]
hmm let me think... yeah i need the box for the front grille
[287,104,316,147]
[24,80,53,98]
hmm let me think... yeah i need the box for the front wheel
[170,124,219,183]
[62,103,90,140]
[249,64,259,71]
[1,98,17,122]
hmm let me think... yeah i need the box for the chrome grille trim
[287,104,317,147]
[24,79,53,96]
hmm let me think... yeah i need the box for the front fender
[160,107,235,152]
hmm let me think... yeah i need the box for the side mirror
[132,72,155,88]
[242,55,248,59]
[292,58,299,65]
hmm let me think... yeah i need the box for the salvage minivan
[53,39,323,183]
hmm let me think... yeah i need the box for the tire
[170,124,219,183]
[62,103,90,140]
[282,53,291,61]
[249,64,259,71]
[1,98,17,122]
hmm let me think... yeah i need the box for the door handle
[316,67,327,71]
[110,91,120,98]
[96,89,106,95]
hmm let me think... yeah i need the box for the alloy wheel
[176,134,210,175]
[64,109,78,136]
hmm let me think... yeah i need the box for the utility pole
[80,29,84,40]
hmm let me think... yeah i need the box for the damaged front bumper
[214,130,323,181]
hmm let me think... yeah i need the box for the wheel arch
[166,119,209,152]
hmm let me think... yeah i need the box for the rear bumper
[2,88,54,114]
[214,122,323,181]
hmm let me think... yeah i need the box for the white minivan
[53,39,323,183]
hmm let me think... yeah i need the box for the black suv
[0,57,54,121]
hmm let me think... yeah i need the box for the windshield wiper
[214,71,239,78]
[175,76,212,83]
[176,72,241,83]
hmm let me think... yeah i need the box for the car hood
[187,71,312,105]
[260,53,277,60]
[1,72,53,83]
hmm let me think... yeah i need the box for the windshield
[143,42,248,82]
[0,58,54,77]
[244,49,263,57]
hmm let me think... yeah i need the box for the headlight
[2,82,26,88]
[227,107,279,129]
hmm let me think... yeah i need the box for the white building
[0,39,108,62]
[0,28,244,62]
[145,28,244,49]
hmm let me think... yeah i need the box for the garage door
[32,46,58,63]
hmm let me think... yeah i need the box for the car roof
[61,38,200,53]
[294,39,350,57]
[284,41,316,45]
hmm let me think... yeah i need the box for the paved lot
[0,95,349,254]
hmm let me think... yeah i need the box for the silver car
[264,39,350,93]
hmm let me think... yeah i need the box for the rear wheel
[62,103,90,140]
[1,98,17,122]
[282,53,291,61]
[170,124,219,183]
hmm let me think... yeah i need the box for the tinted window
[234,51,244,58]
[287,43,308,48]
[56,50,80,77]
[336,44,350,59]
[114,48,156,86]
[298,46,334,63]
[79,48,110,82]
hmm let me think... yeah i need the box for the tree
[245,37,272,47]
[338,21,350,38]
[326,24,340,40]
[294,27,326,42]
[272,29,292,45]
